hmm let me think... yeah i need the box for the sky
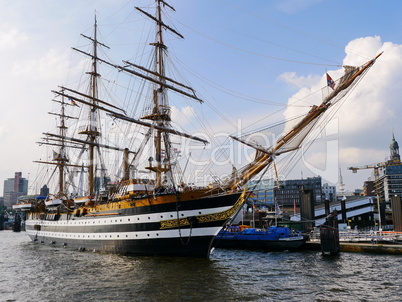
[1,0,402,195]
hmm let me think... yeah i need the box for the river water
[0,231,401,302]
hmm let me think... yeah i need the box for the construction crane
[348,159,402,230]
[348,159,401,175]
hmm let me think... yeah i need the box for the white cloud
[171,105,196,126]
[278,72,321,89]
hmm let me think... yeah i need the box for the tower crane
[348,159,401,230]
[348,159,401,175]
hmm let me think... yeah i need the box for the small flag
[68,98,79,106]
[326,73,335,90]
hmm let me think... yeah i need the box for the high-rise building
[376,134,402,203]
[3,172,28,208]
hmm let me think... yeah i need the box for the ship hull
[25,191,244,258]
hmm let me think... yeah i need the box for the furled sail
[224,53,382,192]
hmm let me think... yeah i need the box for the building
[40,185,49,197]
[362,181,376,196]
[247,179,275,205]
[248,176,324,208]
[375,134,402,203]
[3,172,28,208]
[322,183,336,202]
[275,176,322,207]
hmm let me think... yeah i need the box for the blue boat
[214,226,307,251]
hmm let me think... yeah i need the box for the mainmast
[77,16,106,196]
[139,0,182,187]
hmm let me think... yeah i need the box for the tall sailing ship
[21,0,381,258]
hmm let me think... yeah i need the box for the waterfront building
[247,179,275,205]
[375,134,402,203]
[274,176,322,207]
[3,172,28,208]
[322,183,336,202]
[362,181,375,196]
[248,177,323,208]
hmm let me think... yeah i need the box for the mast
[139,0,180,187]
[55,93,69,194]
[154,0,165,187]
[78,15,103,196]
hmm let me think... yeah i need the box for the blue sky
[1,0,402,195]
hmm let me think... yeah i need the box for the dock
[304,241,402,255]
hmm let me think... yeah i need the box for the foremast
[224,52,383,193]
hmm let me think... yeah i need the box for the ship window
[128,219,130,221]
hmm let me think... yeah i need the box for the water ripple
[1,231,401,301]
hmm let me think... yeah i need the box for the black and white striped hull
[25,192,242,258]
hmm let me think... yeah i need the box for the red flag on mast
[326,73,335,90]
